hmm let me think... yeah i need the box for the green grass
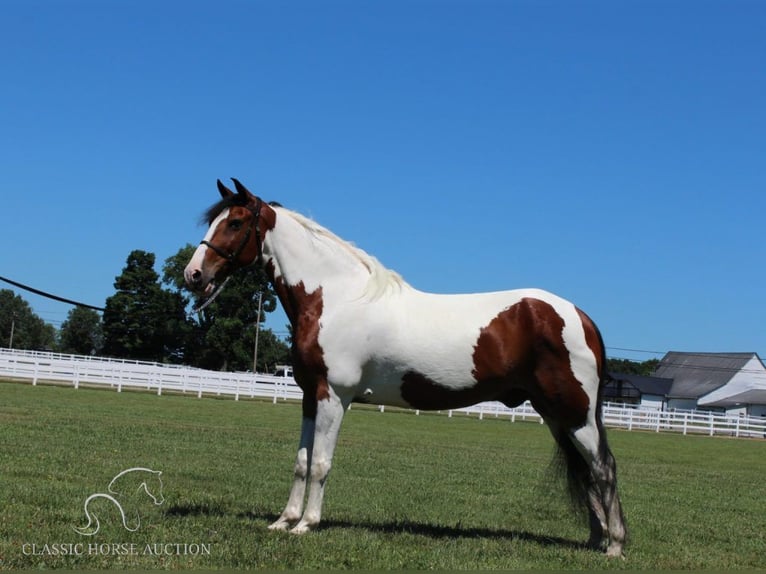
[1,380,765,570]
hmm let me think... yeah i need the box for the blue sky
[1,0,764,362]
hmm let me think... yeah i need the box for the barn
[653,352,766,416]
[604,373,673,410]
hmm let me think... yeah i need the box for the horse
[183,179,627,557]
[74,467,164,536]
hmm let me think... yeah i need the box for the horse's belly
[352,367,417,409]
[353,357,512,411]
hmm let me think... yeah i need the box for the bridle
[200,197,264,269]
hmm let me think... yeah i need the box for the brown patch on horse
[265,261,329,418]
[265,260,297,325]
[472,298,536,382]
[400,298,590,428]
[221,202,278,266]
[400,300,534,410]
[517,298,591,428]
[400,371,506,410]
[258,203,277,239]
[201,200,278,282]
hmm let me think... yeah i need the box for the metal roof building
[652,352,766,415]
[604,373,673,410]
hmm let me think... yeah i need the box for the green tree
[254,327,293,373]
[58,307,103,355]
[0,289,56,350]
[606,358,660,376]
[102,250,188,362]
[163,244,290,371]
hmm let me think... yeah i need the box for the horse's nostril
[191,270,202,281]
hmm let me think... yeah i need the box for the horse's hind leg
[570,421,627,557]
[585,480,609,550]
[547,421,608,550]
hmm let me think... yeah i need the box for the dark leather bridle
[200,197,264,268]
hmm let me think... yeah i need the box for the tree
[606,358,660,376]
[0,289,56,350]
[253,327,293,373]
[163,244,290,371]
[102,250,188,362]
[58,307,103,355]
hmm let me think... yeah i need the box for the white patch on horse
[185,209,229,285]
[558,300,600,421]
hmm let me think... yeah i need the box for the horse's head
[142,470,165,506]
[107,467,165,506]
[184,179,273,304]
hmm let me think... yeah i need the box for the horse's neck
[264,211,370,299]
[109,473,142,495]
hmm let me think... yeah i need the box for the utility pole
[252,291,263,373]
[8,312,16,349]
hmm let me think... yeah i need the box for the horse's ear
[217,179,235,198]
[231,178,252,198]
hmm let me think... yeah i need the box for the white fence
[0,347,301,403]
[453,400,766,439]
[2,348,765,439]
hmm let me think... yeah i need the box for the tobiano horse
[184,179,627,557]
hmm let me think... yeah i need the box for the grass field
[1,380,764,570]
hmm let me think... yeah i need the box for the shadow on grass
[165,502,229,517]
[312,516,587,551]
[165,503,587,552]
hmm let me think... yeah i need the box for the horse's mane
[202,197,282,225]
[202,197,407,298]
[201,196,249,225]
[276,207,407,299]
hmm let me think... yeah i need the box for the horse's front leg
[290,386,348,534]
[268,414,315,531]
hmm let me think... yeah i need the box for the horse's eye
[229,219,243,231]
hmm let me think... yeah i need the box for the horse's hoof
[586,536,605,552]
[268,519,291,531]
[289,521,315,535]
[605,544,625,559]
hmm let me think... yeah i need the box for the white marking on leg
[291,388,349,534]
[572,420,626,557]
[269,416,315,531]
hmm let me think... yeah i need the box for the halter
[200,197,264,268]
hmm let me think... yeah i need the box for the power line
[0,275,105,312]
[607,346,666,356]
[0,274,761,366]
[607,355,766,375]
[608,347,763,360]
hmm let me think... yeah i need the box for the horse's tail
[72,493,139,536]
[73,520,100,536]
[552,425,592,511]
[73,497,102,536]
